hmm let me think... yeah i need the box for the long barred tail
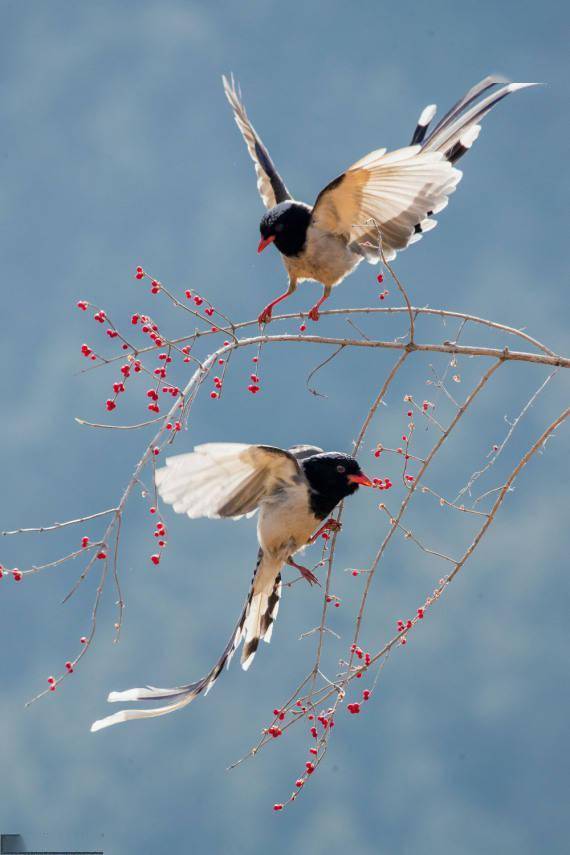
[90,552,282,732]
[405,76,538,242]
[410,76,539,166]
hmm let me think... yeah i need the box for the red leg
[287,557,320,586]
[258,280,297,325]
[308,285,332,322]
[308,518,342,544]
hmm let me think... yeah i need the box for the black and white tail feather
[91,553,282,732]
[398,75,540,246]
[91,442,316,733]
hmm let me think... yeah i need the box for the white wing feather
[155,443,301,520]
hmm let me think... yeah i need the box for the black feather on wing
[223,74,291,209]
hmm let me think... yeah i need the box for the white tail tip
[418,104,437,126]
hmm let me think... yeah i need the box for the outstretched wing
[311,146,460,262]
[223,74,291,209]
[155,443,302,520]
[312,77,537,262]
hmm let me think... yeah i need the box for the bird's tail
[90,551,282,732]
[410,76,539,164]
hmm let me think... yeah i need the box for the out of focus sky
[0,2,568,854]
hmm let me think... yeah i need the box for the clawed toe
[258,308,273,325]
[300,567,320,586]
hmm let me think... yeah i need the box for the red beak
[348,473,373,487]
[257,235,276,254]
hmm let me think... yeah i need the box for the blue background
[0,2,568,853]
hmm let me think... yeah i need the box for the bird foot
[258,305,273,325]
[298,565,320,586]
[308,305,320,322]
[309,518,342,543]
[287,557,320,586]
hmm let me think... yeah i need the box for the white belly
[284,225,363,287]
[257,484,319,562]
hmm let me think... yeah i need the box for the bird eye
[336,464,346,474]
[275,223,284,233]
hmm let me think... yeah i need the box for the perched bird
[91,443,372,731]
[223,74,537,323]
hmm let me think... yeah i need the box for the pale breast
[284,224,362,287]
[257,483,319,562]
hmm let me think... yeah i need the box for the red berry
[13,569,23,582]
[377,273,384,284]
[77,300,88,311]
[81,536,89,548]
[150,554,160,565]
[273,804,283,812]
[363,690,371,701]
[210,391,219,399]
[299,324,307,332]
[97,551,107,560]
[295,779,304,788]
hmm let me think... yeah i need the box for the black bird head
[258,201,312,258]
[302,452,372,519]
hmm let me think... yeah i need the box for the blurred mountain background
[0,2,568,853]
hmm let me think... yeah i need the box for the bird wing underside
[223,74,291,209]
[311,146,461,262]
[155,443,303,520]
